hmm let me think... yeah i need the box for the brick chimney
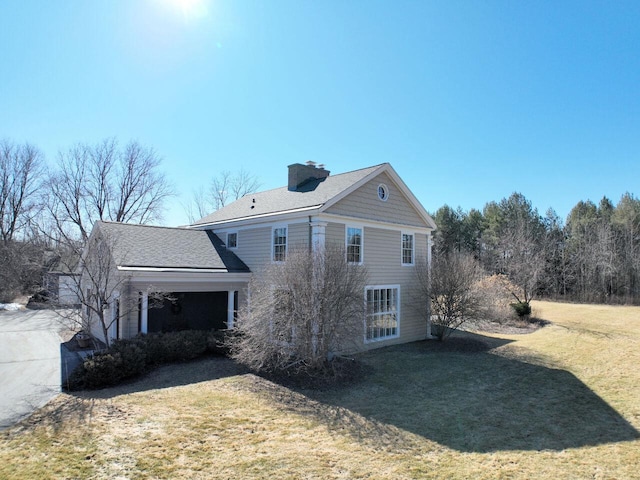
[288,162,330,191]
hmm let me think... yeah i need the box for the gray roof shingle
[96,222,250,272]
[192,164,385,226]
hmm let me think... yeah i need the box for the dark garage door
[148,292,228,333]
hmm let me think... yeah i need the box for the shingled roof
[192,164,385,226]
[95,221,250,272]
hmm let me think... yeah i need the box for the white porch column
[309,220,328,359]
[141,292,148,334]
[309,220,328,254]
[227,290,235,329]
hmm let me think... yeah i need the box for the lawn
[1,301,639,479]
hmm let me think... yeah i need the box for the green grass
[1,301,640,479]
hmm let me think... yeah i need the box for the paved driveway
[0,309,74,429]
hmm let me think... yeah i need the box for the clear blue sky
[1,0,638,227]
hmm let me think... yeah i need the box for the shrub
[173,330,208,360]
[68,330,228,390]
[511,301,532,318]
[207,330,235,355]
[70,352,124,389]
[110,339,147,379]
[140,331,208,364]
[474,274,518,324]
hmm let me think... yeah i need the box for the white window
[365,286,400,342]
[346,226,363,264]
[402,233,414,266]
[273,226,287,262]
[227,232,238,249]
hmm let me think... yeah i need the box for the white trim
[140,291,149,334]
[226,231,238,249]
[109,291,120,342]
[309,220,328,253]
[272,224,288,263]
[364,284,401,343]
[320,163,437,230]
[118,266,232,273]
[227,290,235,329]
[189,205,323,229]
[127,271,251,285]
[401,231,415,266]
[345,224,364,265]
[198,212,432,237]
[319,212,433,235]
[377,183,389,202]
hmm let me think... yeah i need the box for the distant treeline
[432,192,640,304]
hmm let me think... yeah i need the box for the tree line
[1,136,637,306]
[0,137,262,304]
[0,138,174,302]
[432,192,640,304]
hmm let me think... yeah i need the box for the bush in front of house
[139,331,208,364]
[68,329,229,390]
[68,351,125,390]
[206,329,236,356]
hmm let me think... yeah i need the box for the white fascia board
[317,212,433,235]
[383,166,437,230]
[118,266,231,273]
[187,205,323,230]
[123,270,251,284]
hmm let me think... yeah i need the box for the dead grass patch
[1,302,640,479]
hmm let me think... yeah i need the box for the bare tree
[0,140,44,244]
[232,244,368,374]
[186,168,261,222]
[184,185,210,225]
[0,140,46,301]
[416,252,487,341]
[46,138,174,242]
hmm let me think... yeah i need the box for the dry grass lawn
[1,301,640,479]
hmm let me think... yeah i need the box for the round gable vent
[377,184,389,202]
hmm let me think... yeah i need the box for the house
[83,162,436,350]
[42,253,81,306]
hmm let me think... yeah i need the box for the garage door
[147,292,229,333]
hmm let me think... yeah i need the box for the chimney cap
[305,160,317,168]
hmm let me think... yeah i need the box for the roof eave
[189,204,324,229]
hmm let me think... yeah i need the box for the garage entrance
[147,291,231,333]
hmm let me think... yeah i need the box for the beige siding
[321,222,430,352]
[359,226,428,350]
[288,222,309,250]
[325,172,428,228]
[234,226,272,271]
[326,221,346,247]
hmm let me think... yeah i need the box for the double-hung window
[402,233,414,266]
[365,286,400,341]
[346,226,363,264]
[273,226,287,262]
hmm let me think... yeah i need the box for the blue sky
[1,0,638,227]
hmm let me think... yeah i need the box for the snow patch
[0,303,22,311]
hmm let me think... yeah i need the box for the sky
[1,0,638,227]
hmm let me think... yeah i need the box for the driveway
[0,309,75,429]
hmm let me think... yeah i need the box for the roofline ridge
[99,221,195,232]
